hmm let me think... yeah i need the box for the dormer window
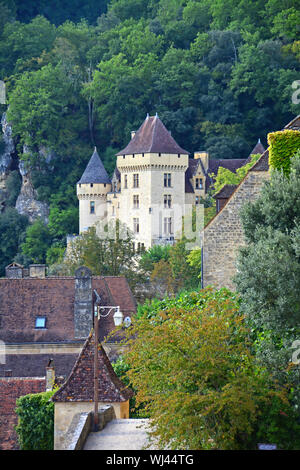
[35,317,46,329]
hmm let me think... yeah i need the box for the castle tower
[115,114,190,248]
[77,147,111,233]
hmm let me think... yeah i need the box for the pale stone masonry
[77,114,251,249]
[202,114,300,290]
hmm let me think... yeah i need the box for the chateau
[77,114,252,249]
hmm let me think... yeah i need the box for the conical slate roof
[78,147,111,184]
[116,114,189,156]
[249,138,265,156]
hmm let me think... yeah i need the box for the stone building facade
[77,114,253,249]
[202,115,300,290]
[202,152,269,290]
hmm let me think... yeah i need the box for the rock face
[0,112,50,222]
[16,157,49,223]
[0,113,15,211]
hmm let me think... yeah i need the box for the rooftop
[116,114,189,156]
[51,330,133,403]
[78,147,111,185]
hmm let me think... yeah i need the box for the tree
[234,152,300,406]
[57,221,144,291]
[122,287,297,449]
[21,218,52,264]
[0,208,28,276]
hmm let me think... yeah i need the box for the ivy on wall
[15,390,55,450]
[268,130,300,175]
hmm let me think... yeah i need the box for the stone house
[77,114,256,249]
[0,264,136,449]
[202,115,300,290]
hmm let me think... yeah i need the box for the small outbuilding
[51,330,133,450]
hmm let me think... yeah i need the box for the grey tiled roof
[78,148,111,184]
[116,114,189,156]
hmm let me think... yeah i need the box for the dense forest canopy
[0,0,299,272]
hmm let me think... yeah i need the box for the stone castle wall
[202,170,269,291]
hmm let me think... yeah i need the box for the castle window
[124,175,128,189]
[164,173,171,187]
[133,218,139,233]
[90,201,95,214]
[90,183,93,188]
[35,317,46,329]
[164,195,172,209]
[195,196,200,205]
[164,217,173,235]
[133,174,139,188]
[133,195,139,209]
[195,178,203,189]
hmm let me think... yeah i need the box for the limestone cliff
[0,112,50,222]
[0,112,14,211]
[15,150,49,223]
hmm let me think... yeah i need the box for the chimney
[46,359,55,391]
[5,263,24,279]
[74,266,93,339]
[29,264,46,278]
[194,151,209,171]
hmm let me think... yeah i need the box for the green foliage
[139,244,171,273]
[268,130,300,175]
[5,170,22,207]
[0,0,299,274]
[123,286,293,450]
[15,389,55,450]
[136,286,239,320]
[21,218,52,264]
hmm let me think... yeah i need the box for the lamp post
[93,289,123,431]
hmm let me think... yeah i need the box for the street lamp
[93,289,123,431]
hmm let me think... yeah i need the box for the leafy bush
[15,390,55,450]
[123,287,292,450]
[112,356,148,418]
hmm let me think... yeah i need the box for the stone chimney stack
[74,266,93,339]
[29,264,46,278]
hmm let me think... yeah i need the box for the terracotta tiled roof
[0,276,136,344]
[116,115,189,156]
[78,147,111,184]
[51,331,133,403]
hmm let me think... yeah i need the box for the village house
[0,263,136,449]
